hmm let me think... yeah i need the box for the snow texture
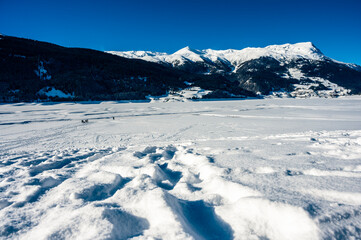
[1,97,361,239]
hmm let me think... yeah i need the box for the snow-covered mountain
[109,42,324,69]
[108,42,361,98]
[109,42,361,72]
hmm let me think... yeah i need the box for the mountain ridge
[108,42,361,99]
[108,42,360,72]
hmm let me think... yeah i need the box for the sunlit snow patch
[37,87,73,99]
[279,68,351,98]
[146,87,212,102]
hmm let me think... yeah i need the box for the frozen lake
[1,97,361,239]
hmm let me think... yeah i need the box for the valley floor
[1,97,361,239]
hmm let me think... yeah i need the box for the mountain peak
[174,46,201,55]
[293,41,314,47]
[292,42,321,52]
[260,42,324,61]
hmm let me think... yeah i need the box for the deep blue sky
[1,0,360,64]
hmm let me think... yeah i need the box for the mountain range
[1,35,361,102]
[109,43,361,99]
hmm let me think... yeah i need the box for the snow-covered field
[1,97,361,239]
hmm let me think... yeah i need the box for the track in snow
[1,97,361,239]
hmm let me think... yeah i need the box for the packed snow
[1,97,361,239]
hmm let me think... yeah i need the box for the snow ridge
[108,42,361,73]
[108,42,327,69]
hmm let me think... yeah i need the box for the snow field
[1,97,361,239]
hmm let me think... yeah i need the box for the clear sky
[1,0,360,65]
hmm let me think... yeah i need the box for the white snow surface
[108,42,328,69]
[1,97,361,239]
